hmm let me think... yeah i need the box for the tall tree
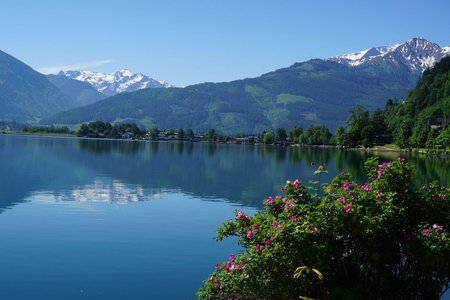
[275,128,287,143]
[263,131,275,144]
[208,128,217,141]
[288,127,303,144]
[334,125,347,147]
[185,128,194,140]
[149,127,160,140]
[346,105,369,147]
[176,128,185,140]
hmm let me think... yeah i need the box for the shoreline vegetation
[197,157,450,299]
[1,126,449,158]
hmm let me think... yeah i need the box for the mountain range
[0,53,172,122]
[1,37,449,131]
[42,38,450,133]
[58,69,171,97]
[330,37,450,71]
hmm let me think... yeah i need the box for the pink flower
[265,197,273,205]
[375,190,382,195]
[342,182,351,190]
[337,196,345,203]
[264,239,272,245]
[235,210,244,220]
[379,197,385,202]
[215,283,221,289]
[362,183,371,191]
[421,185,428,190]
[244,274,250,279]
[284,203,290,211]
[383,162,392,168]
[225,262,231,270]
[437,194,445,200]
[281,187,285,192]
[289,198,295,205]
[397,157,405,163]
[209,276,215,281]
[433,224,443,230]
[343,205,351,214]
[422,229,430,236]
[246,230,253,238]
[311,227,318,234]
[293,183,299,189]
[272,221,279,229]
[215,263,221,269]
[377,169,382,178]
[291,215,297,222]
[255,244,264,251]
[253,224,259,230]
[235,263,243,270]
[229,253,235,261]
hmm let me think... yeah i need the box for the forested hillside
[41,59,416,134]
[336,56,450,148]
[386,55,450,148]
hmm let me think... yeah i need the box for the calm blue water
[0,135,449,299]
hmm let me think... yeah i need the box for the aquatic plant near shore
[198,157,450,299]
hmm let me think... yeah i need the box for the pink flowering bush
[197,158,450,299]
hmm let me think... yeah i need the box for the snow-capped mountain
[59,69,172,97]
[329,37,450,72]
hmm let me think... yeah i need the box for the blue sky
[0,0,449,86]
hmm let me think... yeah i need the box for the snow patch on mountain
[329,38,449,72]
[443,46,450,55]
[59,69,172,97]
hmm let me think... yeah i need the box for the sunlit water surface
[0,135,449,299]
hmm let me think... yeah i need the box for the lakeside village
[3,116,450,152]
[1,116,450,151]
[0,120,332,146]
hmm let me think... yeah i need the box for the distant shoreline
[1,131,449,157]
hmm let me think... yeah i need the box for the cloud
[37,59,113,74]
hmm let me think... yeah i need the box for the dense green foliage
[335,56,450,149]
[46,74,105,107]
[77,120,143,138]
[302,124,332,145]
[383,56,450,149]
[338,105,389,148]
[23,125,72,135]
[41,59,418,134]
[198,158,450,299]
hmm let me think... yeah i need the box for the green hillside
[42,59,420,134]
[0,50,73,122]
[385,55,450,148]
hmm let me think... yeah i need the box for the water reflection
[32,178,166,204]
[1,135,449,214]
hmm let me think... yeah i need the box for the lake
[0,135,449,299]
